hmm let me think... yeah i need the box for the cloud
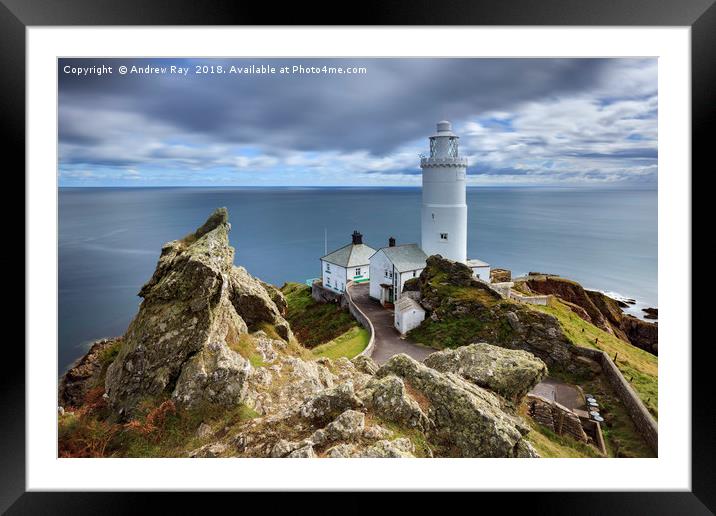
[58,58,657,186]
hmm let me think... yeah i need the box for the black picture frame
[4,0,711,512]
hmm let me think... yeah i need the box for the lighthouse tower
[420,120,468,263]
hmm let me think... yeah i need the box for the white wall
[421,164,467,263]
[347,263,370,284]
[471,265,491,282]
[369,250,392,300]
[395,304,426,335]
[397,269,424,301]
[321,260,347,293]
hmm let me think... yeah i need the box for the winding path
[348,283,434,365]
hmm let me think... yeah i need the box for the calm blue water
[59,186,657,373]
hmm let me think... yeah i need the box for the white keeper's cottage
[320,231,375,293]
[369,239,428,306]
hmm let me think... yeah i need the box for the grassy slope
[311,327,369,360]
[281,282,367,359]
[406,273,513,349]
[531,298,658,419]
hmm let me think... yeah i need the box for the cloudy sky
[58,58,657,187]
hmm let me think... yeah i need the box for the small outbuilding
[320,231,375,293]
[467,258,491,282]
[394,295,425,335]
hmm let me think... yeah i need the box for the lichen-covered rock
[376,354,537,458]
[59,337,120,408]
[299,382,363,425]
[423,343,547,402]
[172,340,250,408]
[311,409,365,445]
[358,375,430,431]
[325,438,415,458]
[287,444,316,458]
[104,208,286,416]
[351,355,379,375]
[188,442,229,458]
[410,255,579,370]
[229,266,293,341]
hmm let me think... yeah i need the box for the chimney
[352,230,363,245]
[388,237,396,247]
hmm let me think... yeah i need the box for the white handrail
[345,281,375,358]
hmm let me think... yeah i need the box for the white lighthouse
[420,120,468,263]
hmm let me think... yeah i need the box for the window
[326,277,331,286]
[326,262,331,272]
[440,233,448,240]
[413,271,417,277]
[355,268,361,276]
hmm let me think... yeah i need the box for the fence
[311,280,375,359]
[573,346,658,454]
[345,281,376,358]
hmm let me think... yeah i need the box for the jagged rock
[189,442,229,458]
[310,410,365,445]
[325,438,415,458]
[172,340,251,408]
[253,331,279,363]
[376,354,537,458]
[351,355,379,376]
[490,268,512,283]
[358,375,430,431]
[642,307,658,320]
[59,337,120,408]
[269,439,312,458]
[362,424,392,440]
[261,281,288,315]
[411,256,578,370]
[299,382,363,425]
[423,343,547,402]
[105,208,287,416]
[287,444,316,458]
[229,266,293,340]
[620,316,658,355]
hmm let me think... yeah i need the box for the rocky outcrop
[104,208,291,416]
[376,354,537,457]
[521,275,658,356]
[526,276,618,336]
[359,375,431,431]
[59,338,120,408]
[490,268,512,283]
[410,256,584,371]
[423,343,547,403]
[299,382,363,425]
[621,316,658,355]
[230,266,293,340]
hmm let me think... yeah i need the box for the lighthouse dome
[437,120,452,132]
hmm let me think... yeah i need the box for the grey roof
[396,296,424,314]
[467,258,490,267]
[321,243,376,268]
[374,244,428,273]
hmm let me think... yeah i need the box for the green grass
[407,315,513,349]
[531,298,658,419]
[311,327,369,360]
[281,282,360,348]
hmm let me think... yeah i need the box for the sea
[58,186,657,373]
